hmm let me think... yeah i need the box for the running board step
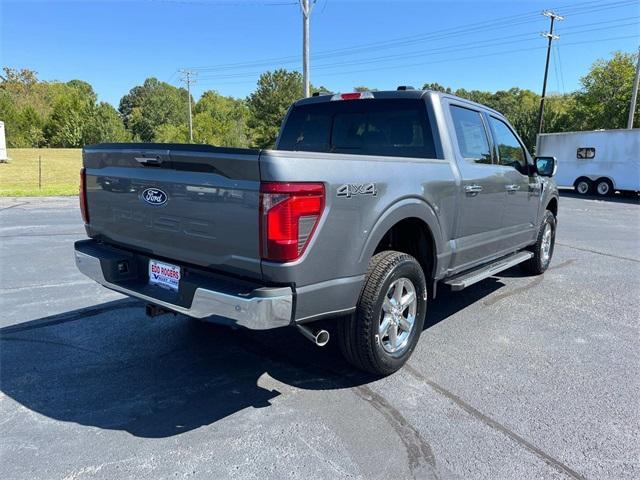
[444,251,533,291]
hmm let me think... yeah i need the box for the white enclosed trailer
[536,129,639,196]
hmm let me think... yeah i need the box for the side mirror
[535,156,556,177]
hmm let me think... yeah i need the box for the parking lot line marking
[556,242,640,263]
[404,364,586,480]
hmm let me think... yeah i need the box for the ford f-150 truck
[75,88,559,375]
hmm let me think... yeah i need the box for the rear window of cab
[277,98,437,159]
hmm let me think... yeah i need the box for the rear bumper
[74,240,292,330]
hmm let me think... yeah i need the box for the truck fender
[358,197,445,273]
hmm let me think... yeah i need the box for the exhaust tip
[296,324,330,347]
[315,330,330,347]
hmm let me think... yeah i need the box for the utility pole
[299,0,315,98]
[627,46,640,129]
[180,69,197,142]
[537,10,563,134]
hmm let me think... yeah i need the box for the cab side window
[489,117,527,174]
[450,105,492,165]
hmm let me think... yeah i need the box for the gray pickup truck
[75,88,558,375]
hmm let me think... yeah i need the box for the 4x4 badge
[337,183,377,198]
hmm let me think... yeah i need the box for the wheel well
[373,218,436,281]
[546,197,558,217]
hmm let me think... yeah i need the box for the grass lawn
[0,148,82,196]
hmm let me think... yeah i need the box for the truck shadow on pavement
[0,280,503,438]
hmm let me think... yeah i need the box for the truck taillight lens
[79,168,89,223]
[260,182,325,262]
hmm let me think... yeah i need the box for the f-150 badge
[337,183,377,198]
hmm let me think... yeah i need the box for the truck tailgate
[83,144,262,279]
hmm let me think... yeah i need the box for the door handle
[465,185,483,194]
[506,184,521,193]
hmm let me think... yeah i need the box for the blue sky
[1,0,638,106]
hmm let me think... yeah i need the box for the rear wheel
[337,251,427,375]
[595,178,613,197]
[575,178,592,196]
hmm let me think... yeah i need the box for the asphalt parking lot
[1,193,638,480]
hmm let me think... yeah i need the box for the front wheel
[337,251,427,375]
[521,210,556,275]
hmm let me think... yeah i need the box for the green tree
[0,68,48,146]
[313,85,332,95]
[573,51,640,129]
[1,69,130,147]
[192,90,250,147]
[119,78,189,141]
[247,69,304,148]
[84,102,131,144]
[154,123,189,143]
[422,82,452,93]
[354,86,378,92]
[43,80,97,147]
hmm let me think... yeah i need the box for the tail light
[79,168,89,223]
[260,182,325,262]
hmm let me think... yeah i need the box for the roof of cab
[293,89,504,117]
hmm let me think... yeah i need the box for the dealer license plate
[149,259,181,291]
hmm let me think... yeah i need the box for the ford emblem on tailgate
[141,188,168,206]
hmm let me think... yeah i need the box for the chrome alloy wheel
[541,222,553,264]
[379,277,417,354]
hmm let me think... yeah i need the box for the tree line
[1,50,638,153]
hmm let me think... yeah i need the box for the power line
[552,42,562,94]
[628,45,640,129]
[317,34,638,78]
[185,9,544,71]
[555,44,566,94]
[193,34,639,86]
[305,20,638,72]
[184,0,637,73]
[151,0,297,6]
[191,19,639,81]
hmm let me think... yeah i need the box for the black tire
[574,177,592,196]
[337,251,427,375]
[521,210,556,275]
[595,178,614,197]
